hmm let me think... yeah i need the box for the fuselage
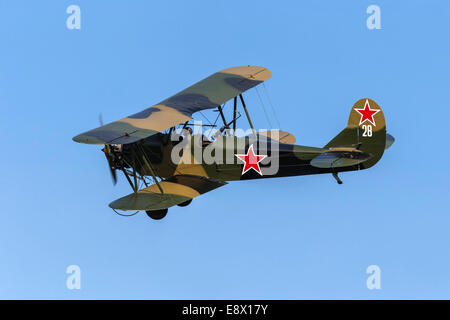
[120,133,359,182]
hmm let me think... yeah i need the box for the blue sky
[0,0,449,299]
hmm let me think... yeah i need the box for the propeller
[99,113,118,185]
[103,144,118,185]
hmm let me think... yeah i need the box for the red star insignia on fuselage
[354,99,381,126]
[235,144,267,176]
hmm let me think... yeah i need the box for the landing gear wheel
[177,199,192,207]
[145,208,168,220]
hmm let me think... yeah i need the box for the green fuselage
[120,133,358,182]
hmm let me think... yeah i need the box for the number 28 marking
[362,124,373,137]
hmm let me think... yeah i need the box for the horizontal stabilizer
[310,147,372,169]
[385,133,395,150]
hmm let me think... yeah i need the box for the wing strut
[233,97,237,135]
[121,167,137,193]
[217,105,230,133]
[137,143,164,194]
[239,94,256,136]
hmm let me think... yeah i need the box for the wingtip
[72,134,84,143]
[220,66,272,81]
[72,133,102,145]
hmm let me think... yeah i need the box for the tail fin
[325,98,386,169]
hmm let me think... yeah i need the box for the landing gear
[145,208,168,220]
[177,199,192,207]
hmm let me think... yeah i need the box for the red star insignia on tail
[235,144,267,176]
[354,100,381,126]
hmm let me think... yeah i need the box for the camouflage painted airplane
[73,66,394,220]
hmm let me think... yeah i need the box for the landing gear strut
[146,208,168,220]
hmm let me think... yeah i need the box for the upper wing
[73,66,272,145]
[108,174,227,211]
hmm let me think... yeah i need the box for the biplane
[73,66,394,220]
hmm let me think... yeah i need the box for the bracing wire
[200,102,227,128]
[255,86,273,129]
[263,83,281,128]
[199,111,214,128]
[213,111,220,126]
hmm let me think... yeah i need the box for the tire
[145,208,168,220]
[177,199,192,207]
